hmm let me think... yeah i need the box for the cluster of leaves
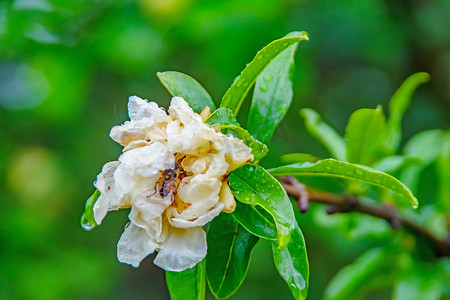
[160,32,309,300]
[154,32,448,299]
[82,31,448,299]
[288,74,450,299]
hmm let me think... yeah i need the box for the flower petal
[117,222,157,267]
[168,202,224,228]
[153,227,207,271]
[168,97,202,125]
[93,161,124,225]
[177,175,221,219]
[128,95,167,121]
[219,181,236,213]
[119,142,174,178]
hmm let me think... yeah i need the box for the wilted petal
[119,142,174,178]
[93,161,124,225]
[219,181,236,213]
[153,227,207,272]
[168,202,224,228]
[222,134,253,172]
[128,95,168,121]
[110,119,167,147]
[117,222,157,267]
[177,175,221,219]
[168,97,202,125]
[132,191,173,223]
[181,155,210,175]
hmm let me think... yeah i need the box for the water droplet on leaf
[263,75,273,82]
[259,85,268,92]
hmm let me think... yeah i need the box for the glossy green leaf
[166,260,205,300]
[401,129,443,192]
[247,35,299,144]
[206,213,259,299]
[205,107,240,127]
[232,201,277,240]
[268,158,418,207]
[300,108,346,161]
[438,131,450,210]
[272,223,309,300]
[205,108,268,161]
[220,31,309,114]
[229,165,296,247]
[345,106,386,165]
[393,270,443,300]
[281,153,319,164]
[372,155,421,173]
[323,247,398,300]
[80,190,100,231]
[157,71,216,113]
[383,72,430,152]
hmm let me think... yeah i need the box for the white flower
[93,96,253,271]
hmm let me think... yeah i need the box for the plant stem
[281,176,450,257]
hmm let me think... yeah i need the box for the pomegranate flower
[93,96,253,271]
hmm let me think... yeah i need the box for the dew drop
[263,75,273,82]
[324,165,332,170]
[81,215,97,231]
[259,85,268,92]
[355,169,364,175]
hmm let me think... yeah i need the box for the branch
[281,176,450,257]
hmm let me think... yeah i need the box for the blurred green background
[0,0,448,299]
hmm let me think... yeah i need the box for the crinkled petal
[166,120,215,155]
[117,222,157,267]
[222,134,253,172]
[153,227,207,271]
[177,175,221,219]
[128,96,168,121]
[168,97,202,125]
[110,119,167,147]
[93,161,125,225]
[119,142,174,178]
[128,208,168,246]
[181,155,210,175]
[132,191,173,223]
[168,202,224,228]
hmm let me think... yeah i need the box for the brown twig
[281,176,450,257]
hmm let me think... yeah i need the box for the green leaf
[281,153,320,164]
[438,131,450,210]
[401,129,443,192]
[232,201,277,240]
[393,269,444,300]
[80,190,100,231]
[383,72,430,152]
[205,107,240,127]
[220,31,309,114]
[372,155,421,173]
[272,223,309,300]
[345,106,386,165]
[268,158,418,207]
[300,108,346,161]
[166,260,205,300]
[205,108,269,161]
[247,36,299,144]
[157,71,216,113]
[323,247,399,300]
[229,164,296,247]
[206,213,259,299]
